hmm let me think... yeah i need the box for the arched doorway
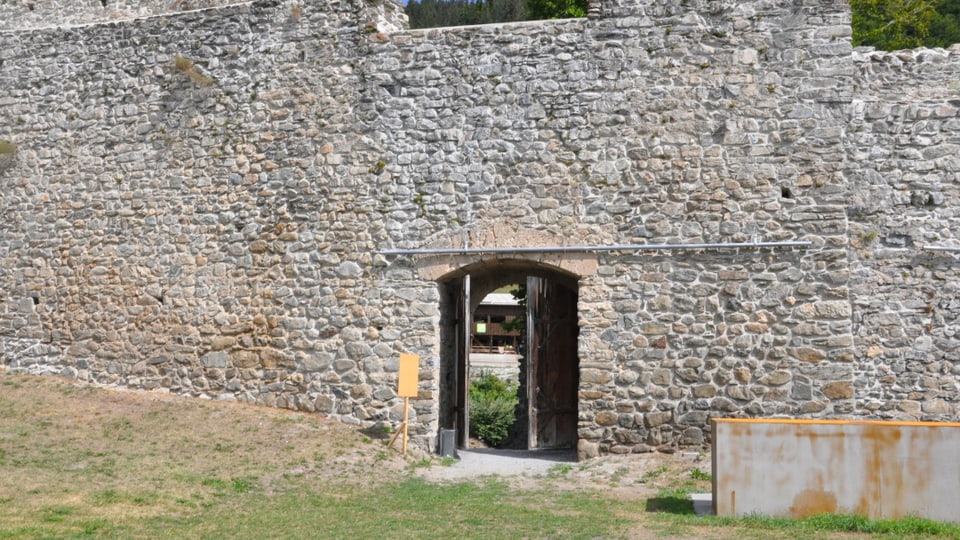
[437,260,580,451]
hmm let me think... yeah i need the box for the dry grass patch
[3,371,955,539]
[0,372,415,538]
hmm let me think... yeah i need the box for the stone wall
[0,0,415,429]
[361,1,859,453]
[845,46,960,420]
[0,0,247,30]
[1,0,959,455]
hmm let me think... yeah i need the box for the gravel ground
[418,448,579,480]
[415,446,713,508]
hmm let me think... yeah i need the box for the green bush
[469,373,518,447]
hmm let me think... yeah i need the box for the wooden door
[527,277,579,449]
[456,275,471,447]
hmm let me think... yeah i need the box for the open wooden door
[526,277,579,449]
[455,275,471,447]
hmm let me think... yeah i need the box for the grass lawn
[1,371,958,539]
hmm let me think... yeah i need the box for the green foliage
[694,512,960,537]
[639,465,668,483]
[499,284,526,334]
[407,0,960,48]
[173,54,214,86]
[832,0,960,50]
[468,373,518,447]
[525,0,586,20]
[689,468,712,481]
[928,0,960,47]
[405,0,586,29]
[851,0,936,49]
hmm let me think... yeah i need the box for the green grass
[174,478,634,539]
[658,510,960,539]
[646,488,960,539]
[0,372,640,539]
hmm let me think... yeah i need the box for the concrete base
[691,493,713,516]
[712,419,960,523]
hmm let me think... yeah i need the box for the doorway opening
[438,260,580,452]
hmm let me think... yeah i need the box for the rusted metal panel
[713,418,960,522]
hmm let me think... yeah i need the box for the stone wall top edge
[0,0,264,34]
[404,16,587,34]
[0,0,402,34]
[852,43,960,61]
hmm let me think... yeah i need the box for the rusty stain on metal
[713,418,959,523]
[790,489,838,517]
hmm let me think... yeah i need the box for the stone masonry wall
[0,0,419,432]
[0,0,250,31]
[845,45,960,420]
[1,0,958,455]
[362,1,858,453]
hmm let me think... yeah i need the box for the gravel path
[417,448,578,481]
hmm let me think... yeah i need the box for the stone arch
[413,223,598,283]
[431,239,590,452]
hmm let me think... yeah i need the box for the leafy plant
[851,0,938,50]
[690,468,712,481]
[639,465,668,483]
[290,4,303,22]
[173,54,214,86]
[469,373,518,447]
[368,159,387,174]
[499,285,526,334]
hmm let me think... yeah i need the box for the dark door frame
[437,260,580,452]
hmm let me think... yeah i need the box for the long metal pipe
[377,240,812,256]
[923,246,960,252]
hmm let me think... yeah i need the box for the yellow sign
[398,353,419,398]
[476,322,487,334]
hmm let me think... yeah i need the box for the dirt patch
[415,446,711,499]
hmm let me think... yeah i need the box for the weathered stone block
[261,349,292,369]
[679,411,709,427]
[759,370,792,386]
[230,350,259,369]
[645,411,673,428]
[577,439,600,460]
[595,410,619,426]
[201,352,228,369]
[790,347,825,363]
[650,369,672,385]
[581,368,613,385]
[897,400,922,415]
[299,352,334,372]
[726,385,755,401]
[692,384,717,398]
[797,400,828,414]
[679,427,704,445]
[922,399,953,415]
[638,322,670,335]
[315,396,334,413]
[711,397,738,412]
[822,381,853,399]
[350,384,372,399]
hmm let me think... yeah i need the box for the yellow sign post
[388,353,419,454]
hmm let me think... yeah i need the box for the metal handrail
[377,241,813,256]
